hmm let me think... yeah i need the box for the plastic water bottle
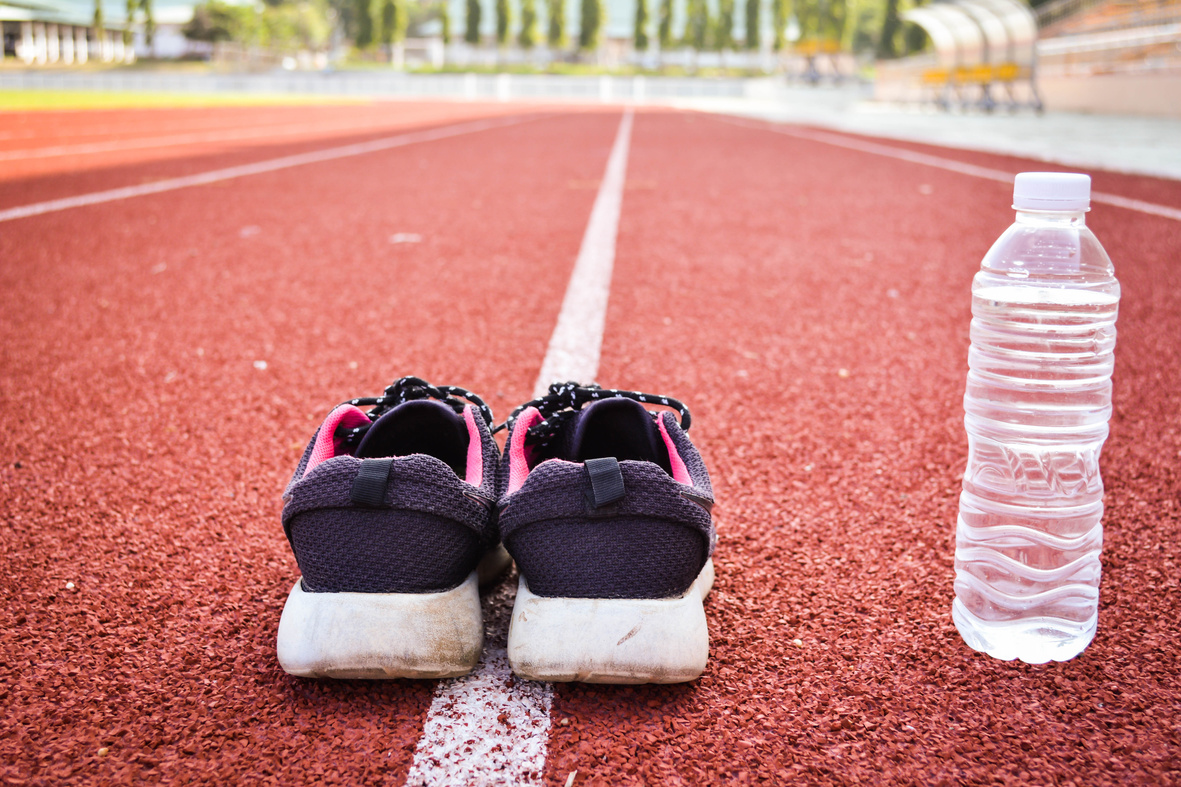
[953,172,1120,664]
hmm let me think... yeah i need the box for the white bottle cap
[1013,172,1091,211]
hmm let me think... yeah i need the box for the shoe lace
[333,376,494,447]
[495,382,691,449]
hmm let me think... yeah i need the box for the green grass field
[0,89,370,111]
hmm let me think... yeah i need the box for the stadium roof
[903,0,1039,66]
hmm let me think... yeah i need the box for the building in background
[1,0,133,63]
[1,0,199,62]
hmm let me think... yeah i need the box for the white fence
[0,69,774,102]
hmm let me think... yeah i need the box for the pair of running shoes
[277,376,716,684]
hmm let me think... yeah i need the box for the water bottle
[953,172,1120,664]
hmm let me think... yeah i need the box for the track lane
[0,102,529,201]
[0,115,553,222]
[0,109,623,785]
[544,110,1181,785]
[0,102,524,152]
[0,105,364,144]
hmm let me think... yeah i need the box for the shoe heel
[276,570,483,679]
[507,559,714,684]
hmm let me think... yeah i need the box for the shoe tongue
[355,399,468,474]
[569,397,665,465]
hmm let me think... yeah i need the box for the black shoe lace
[494,382,691,450]
[333,376,494,448]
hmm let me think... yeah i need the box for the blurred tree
[465,0,481,42]
[744,0,758,49]
[796,0,817,38]
[831,0,848,40]
[876,0,899,56]
[520,0,538,47]
[124,0,135,45]
[795,0,846,43]
[440,0,451,41]
[355,0,375,46]
[496,0,510,44]
[546,0,565,47]
[142,0,155,44]
[380,0,408,52]
[771,0,787,51]
[902,6,925,51]
[185,0,331,48]
[184,0,255,41]
[634,0,648,51]
[94,0,104,39]
[326,0,355,46]
[578,0,602,50]
[260,0,332,49]
[103,0,162,55]
[717,0,734,49]
[842,0,881,52]
[828,0,846,40]
[657,0,671,47]
[876,0,928,58]
[684,0,709,50]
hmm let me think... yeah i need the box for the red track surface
[0,102,529,208]
[2,103,1180,785]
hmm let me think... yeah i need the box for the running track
[2,101,1180,785]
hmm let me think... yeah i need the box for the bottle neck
[1014,209,1088,228]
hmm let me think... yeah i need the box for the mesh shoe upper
[282,379,500,594]
[497,385,715,600]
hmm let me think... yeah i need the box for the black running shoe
[276,377,507,679]
[497,383,716,684]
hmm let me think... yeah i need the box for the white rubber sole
[276,570,483,679]
[507,558,715,684]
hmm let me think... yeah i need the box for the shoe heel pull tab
[584,457,626,508]
[351,458,394,508]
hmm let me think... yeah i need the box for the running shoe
[498,383,716,684]
[276,377,508,679]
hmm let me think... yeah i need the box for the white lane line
[1088,191,1181,223]
[406,108,635,787]
[713,115,1181,223]
[533,108,635,395]
[0,114,539,224]
[406,587,552,786]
